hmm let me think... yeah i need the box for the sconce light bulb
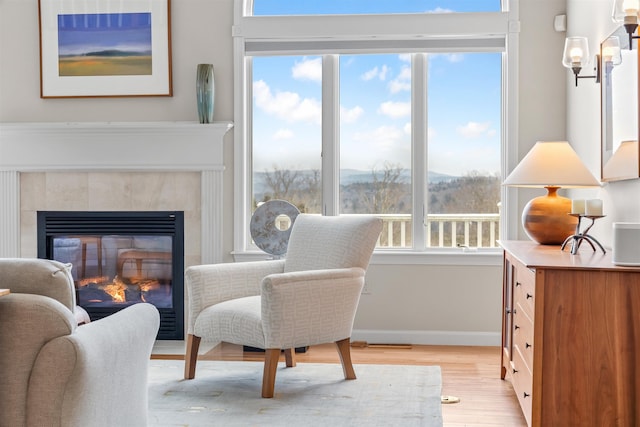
[623,0,639,14]
[569,47,583,63]
[602,47,614,62]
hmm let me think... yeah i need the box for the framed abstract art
[38,0,172,98]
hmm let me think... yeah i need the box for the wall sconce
[562,37,601,86]
[612,0,639,49]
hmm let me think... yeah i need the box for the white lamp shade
[503,141,601,188]
[563,37,590,69]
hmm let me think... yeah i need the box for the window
[234,0,516,260]
[252,55,322,214]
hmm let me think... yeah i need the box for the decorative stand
[561,214,606,255]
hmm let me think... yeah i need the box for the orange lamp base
[522,186,578,245]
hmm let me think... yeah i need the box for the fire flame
[77,275,162,304]
[102,276,127,303]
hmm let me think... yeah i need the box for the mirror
[601,26,640,181]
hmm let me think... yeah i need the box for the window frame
[232,0,520,266]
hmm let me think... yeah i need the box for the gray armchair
[184,214,382,398]
[0,258,160,427]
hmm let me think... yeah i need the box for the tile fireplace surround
[0,122,233,269]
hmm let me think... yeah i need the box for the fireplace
[37,211,184,340]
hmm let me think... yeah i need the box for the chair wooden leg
[184,334,201,380]
[335,338,356,380]
[284,348,296,367]
[262,349,280,398]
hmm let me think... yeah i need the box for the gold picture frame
[38,0,172,98]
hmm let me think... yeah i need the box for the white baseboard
[351,329,501,346]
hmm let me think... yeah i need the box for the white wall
[0,0,571,345]
[566,0,640,243]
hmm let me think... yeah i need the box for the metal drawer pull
[525,342,532,349]
[515,281,521,287]
[524,392,530,398]
[514,324,520,330]
[513,368,518,374]
[526,293,533,299]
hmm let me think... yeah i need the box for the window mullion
[412,53,428,250]
[322,54,340,216]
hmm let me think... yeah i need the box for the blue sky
[253,0,500,15]
[58,13,151,56]
[251,1,501,177]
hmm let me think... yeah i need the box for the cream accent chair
[0,258,160,427]
[184,214,383,398]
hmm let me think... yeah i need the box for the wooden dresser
[500,240,640,427]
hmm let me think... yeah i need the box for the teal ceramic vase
[196,64,215,123]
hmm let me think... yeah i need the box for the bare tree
[260,166,321,213]
[355,162,410,214]
[262,166,301,200]
[440,171,500,214]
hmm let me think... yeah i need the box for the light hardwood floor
[153,342,527,426]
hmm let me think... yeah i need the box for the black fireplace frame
[37,210,184,340]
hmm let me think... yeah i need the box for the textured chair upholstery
[0,258,160,427]
[184,214,383,397]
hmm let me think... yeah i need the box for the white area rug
[148,359,443,426]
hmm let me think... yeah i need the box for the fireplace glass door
[53,235,173,309]
[38,211,184,340]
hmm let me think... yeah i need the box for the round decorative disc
[250,200,300,256]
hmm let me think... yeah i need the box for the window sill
[232,248,502,266]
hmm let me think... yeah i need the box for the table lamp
[503,141,600,244]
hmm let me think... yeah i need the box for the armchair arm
[27,303,159,427]
[0,294,76,427]
[260,267,365,349]
[185,260,285,332]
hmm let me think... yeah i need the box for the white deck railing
[277,213,500,249]
[375,213,500,249]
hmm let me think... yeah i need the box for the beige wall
[0,0,571,344]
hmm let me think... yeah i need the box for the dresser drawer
[513,302,534,373]
[512,346,533,427]
[514,264,535,320]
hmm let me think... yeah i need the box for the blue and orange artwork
[57,13,152,77]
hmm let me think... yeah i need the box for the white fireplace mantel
[0,121,233,260]
[0,121,232,171]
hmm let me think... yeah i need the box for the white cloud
[427,7,454,13]
[362,65,389,81]
[253,80,321,124]
[292,57,322,82]
[457,121,492,138]
[354,126,405,150]
[399,54,411,63]
[341,105,364,123]
[377,101,411,118]
[389,66,412,94]
[273,128,293,140]
[430,52,464,63]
